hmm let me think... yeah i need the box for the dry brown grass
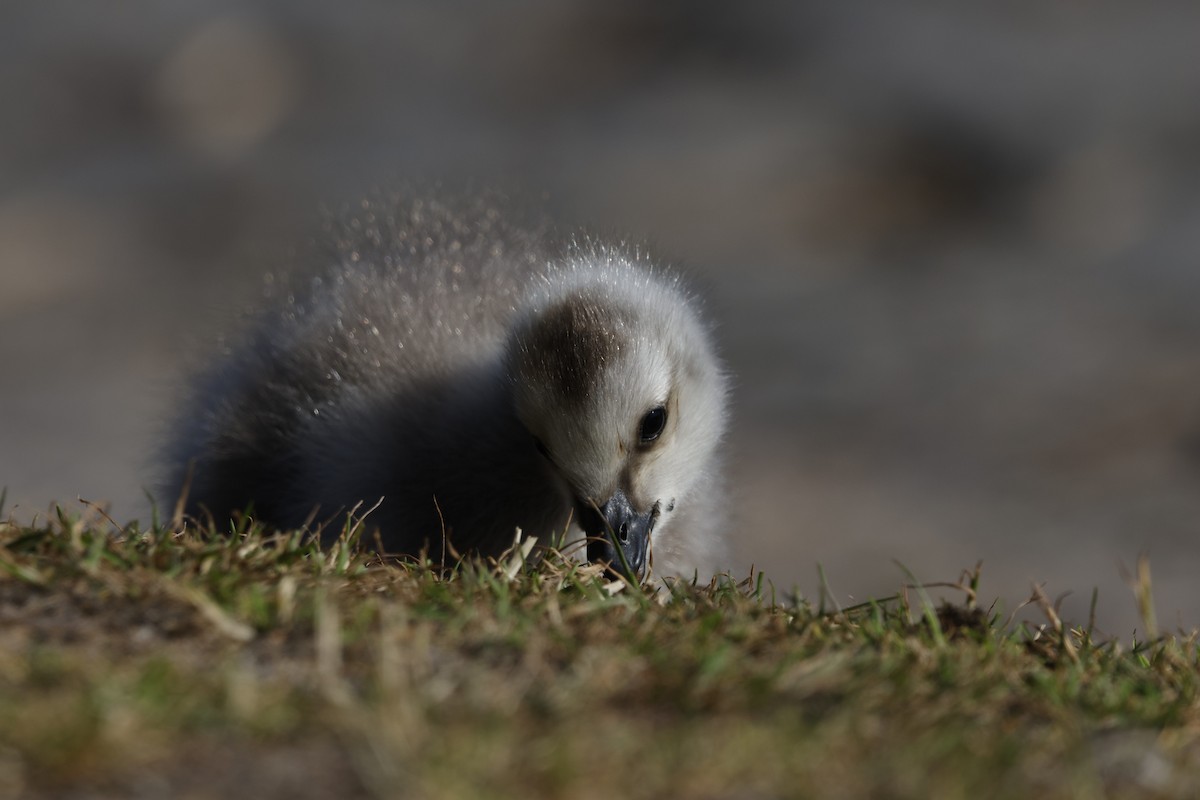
[1,509,1199,799]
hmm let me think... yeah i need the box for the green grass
[1,510,1198,799]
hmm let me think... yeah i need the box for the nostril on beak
[617,523,629,545]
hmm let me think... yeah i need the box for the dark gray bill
[577,489,653,580]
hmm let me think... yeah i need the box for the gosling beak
[576,489,654,581]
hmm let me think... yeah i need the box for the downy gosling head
[506,250,727,578]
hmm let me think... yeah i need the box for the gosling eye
[534,437,553,461]
[639,405,668,444]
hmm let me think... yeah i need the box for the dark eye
[534,437,552,460]
[639,405,668,444]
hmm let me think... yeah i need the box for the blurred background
[3,2,1199,633]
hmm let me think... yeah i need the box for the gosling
[163,191,729,580]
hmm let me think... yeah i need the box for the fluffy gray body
[164,192,728,579]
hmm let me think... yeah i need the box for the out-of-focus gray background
[3,3,1198,633]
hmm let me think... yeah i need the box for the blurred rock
[153,15,299,159]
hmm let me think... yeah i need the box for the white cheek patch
[626,450,675,513]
